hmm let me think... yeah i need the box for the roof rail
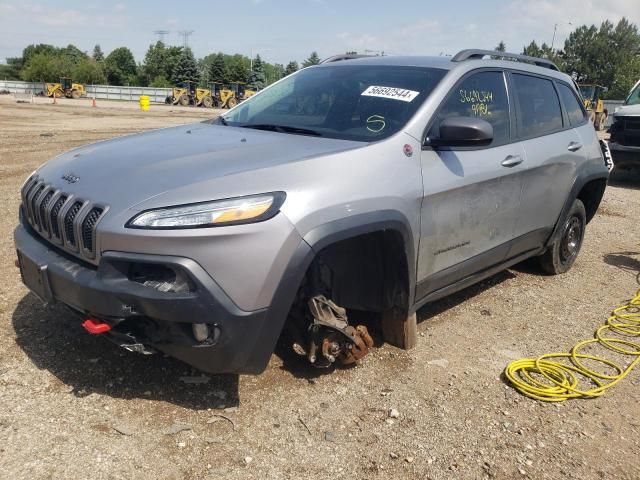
[451,49,559,71]
[320,54,375,64]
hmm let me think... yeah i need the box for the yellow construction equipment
[212,82,257,109]
[165,81,214,108]
[579,84,608,131]
[45,77,85,99]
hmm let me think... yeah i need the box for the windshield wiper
[239,124,323,136]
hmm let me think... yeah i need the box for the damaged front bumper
[14,223,271,374]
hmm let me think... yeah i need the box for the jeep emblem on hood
[61,173,80,184]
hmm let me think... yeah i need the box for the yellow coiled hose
[505,288,640,402]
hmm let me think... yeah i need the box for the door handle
[501,155,523,167]
[567,141,583,152]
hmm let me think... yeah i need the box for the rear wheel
[594,112,607,131]
[70,89,81,99]
[226,97,238,109]
[202,96,213,108]
[538,199,586,275]
[178,94,189,106]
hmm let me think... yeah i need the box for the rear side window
[557,83,586,126]
[512,74,563,138]
[428,71,510,146]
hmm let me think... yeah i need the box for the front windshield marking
[221,65,446,142]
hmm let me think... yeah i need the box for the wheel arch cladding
[243,211,416,373]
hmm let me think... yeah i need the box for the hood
[614,103,640,116]
[34,123,363,212]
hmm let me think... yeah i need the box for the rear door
[508,73,587,257]
[417,70,525,298]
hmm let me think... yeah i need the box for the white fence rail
[0,80,171,103]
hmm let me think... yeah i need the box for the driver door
[416,70,525,299]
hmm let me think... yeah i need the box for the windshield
[625,81,640,106]
[579,85,595,101]
[220,64,447,142]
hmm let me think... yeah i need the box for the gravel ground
[1,98,640,480]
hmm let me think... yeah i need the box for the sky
[0,0,638,65]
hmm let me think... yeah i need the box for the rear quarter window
[512,74,563,138]
[557,83,587,126]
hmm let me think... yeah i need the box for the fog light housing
[192,323,209,343]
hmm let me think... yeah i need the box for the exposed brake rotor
[292,295,374,367]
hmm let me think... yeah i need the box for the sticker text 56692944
[361,86,420,103]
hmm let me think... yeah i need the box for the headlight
[127,192,285,229]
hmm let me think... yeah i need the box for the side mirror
[427,116,494,148]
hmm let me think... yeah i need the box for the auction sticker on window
[361,86,420,102]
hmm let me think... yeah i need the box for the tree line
[0,42,322,89]
[1,17,638,97]
[501,17,639,99]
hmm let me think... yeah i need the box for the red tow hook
[82,318,112,335]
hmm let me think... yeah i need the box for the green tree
[22,44,58,65]
[72,58,106,84]
[60,44,87,65]
[227,54,250,82]
[208,53,229,84]
[284,60,299,76]
[104,47,137,85]
[302,51,321,67]
[149,75,172,87]
[0,57,23,80]
[142,41,169,84]
[563,18,640,97]
[92,44,104,62]
[264,62,284,84]
[20,52,72,81]
[522,40,564,69]
[248,54,266,89]
[171,47,200,85]
[495,41,506,52]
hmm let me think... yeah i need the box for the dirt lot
[1,97,640,480]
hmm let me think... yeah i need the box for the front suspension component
[292,295,374,367]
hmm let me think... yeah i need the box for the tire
[178,94,190,106]
[595,112,607,131]
[70,89,81,99]
[202,96,213,108]
[226,97,238,109]
[538,198,586,275]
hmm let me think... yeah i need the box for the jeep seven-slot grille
[81,207,103,251]
[64,202,83,247]
[20,176,107,260]
[49,195,67,238]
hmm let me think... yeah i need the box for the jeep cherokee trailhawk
[15,50,610,373]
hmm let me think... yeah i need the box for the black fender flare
[546,169,608,248]
[243,210,416,373]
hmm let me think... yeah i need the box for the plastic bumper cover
[14,223,271,374]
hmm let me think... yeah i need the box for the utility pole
[178,30,195,49]
[153,30,170,43]
[551,22,572,50]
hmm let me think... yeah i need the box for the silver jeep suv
[15,49,609,374]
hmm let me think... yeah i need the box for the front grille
[81,207,103,252]
[616,116,640,147]
[50,195,67,239]
[38,190,54,234]
[20,175,107,261]
[64,202,83,247]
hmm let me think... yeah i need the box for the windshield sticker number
[460,89,493,117]
[362,86,420,103]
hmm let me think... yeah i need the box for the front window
[220,64,447,142]
[625,81,640,106]
[579,85,595,102]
